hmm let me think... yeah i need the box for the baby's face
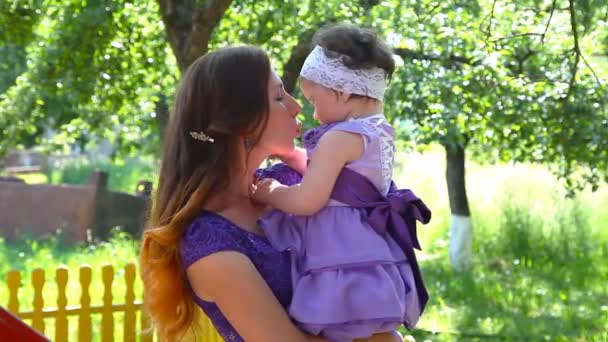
[299,78,350,124]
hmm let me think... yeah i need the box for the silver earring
[244,138,253,151]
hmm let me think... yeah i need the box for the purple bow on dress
[330,167,432,312]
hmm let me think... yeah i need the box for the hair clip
[189,131,215,143]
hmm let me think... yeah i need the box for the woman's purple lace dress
[180,164,302,342]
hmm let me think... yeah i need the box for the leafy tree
[372,0,608,269]
[2,0,607,271]
[0,0,176,157]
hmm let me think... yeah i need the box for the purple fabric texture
[259,120,431,342]
[330,167,431,312]
[303,116,394,196]
[180,163,302,342]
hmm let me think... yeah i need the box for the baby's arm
[253,130,363,216]
[276,146,307,175]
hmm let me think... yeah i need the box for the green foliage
[46,156,157,193]
[0,0,177,157]
[429,195,608,340]
[0,0,43,94]
[1,0,607,193]
[0,229,141,341]
[395,149,608,340]
[378,0,608,193]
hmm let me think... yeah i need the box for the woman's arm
[253,130,363,216]
[187,251,327,342]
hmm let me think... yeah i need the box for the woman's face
[255,69,302,157]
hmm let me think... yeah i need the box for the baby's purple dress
[259,115,430,342]
[180,164,302,342]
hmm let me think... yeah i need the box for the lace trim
[349,115,394,193]
[300,46,388,100]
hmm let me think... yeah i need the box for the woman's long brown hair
[139,46,271,340]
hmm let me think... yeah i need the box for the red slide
[0,306,50,342]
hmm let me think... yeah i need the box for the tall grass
[395,146,608,341]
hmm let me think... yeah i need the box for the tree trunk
[154,93,169,141]
[155,0,231,146]
[158,0,233,71]
[444,143,472,271]
[282,28,318,93]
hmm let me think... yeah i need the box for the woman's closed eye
[276,88,285,102]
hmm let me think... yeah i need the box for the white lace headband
[299,45,388,100]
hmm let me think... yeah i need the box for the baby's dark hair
[313,23,395,79]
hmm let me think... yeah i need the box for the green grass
[2,147,607,341]
[45,156,158,194]
[0,230,144,341]
[395,146,608,341]
[2,156,157,191]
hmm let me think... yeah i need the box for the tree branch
[421,1,442,22]
[580,53,603,87]
[393,47,481,68]
[186,0,233,66]
[540,0,556,44]
[158,0,196,70]
[158,0,233,71]
[522,5,568,14]
[282,28,318,94]
[480,0,498,42]
[516,48,535,74]
[563,0,580,104]
[491,32,545,42]
[359,0,381,11]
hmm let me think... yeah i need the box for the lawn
[2,147,607,341]
[396,147,608,341]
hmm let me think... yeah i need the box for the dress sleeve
[255,163,303,186]
[180,215,248,269]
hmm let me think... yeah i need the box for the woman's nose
[289,95,302,116]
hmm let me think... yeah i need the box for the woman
[139,46,402,342]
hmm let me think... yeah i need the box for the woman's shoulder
[180,211,249,269]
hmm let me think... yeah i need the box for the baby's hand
[251,178,282,204]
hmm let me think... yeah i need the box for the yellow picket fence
[5,263,223,341]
